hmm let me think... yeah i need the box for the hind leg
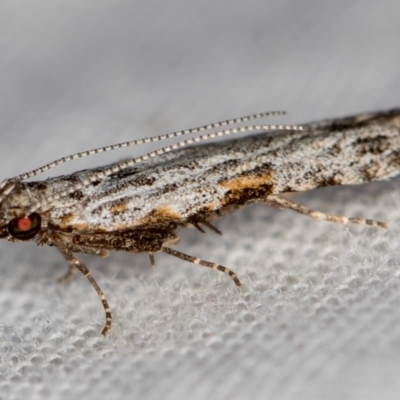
[264,194,387,228]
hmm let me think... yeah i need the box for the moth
[0,108,399,335]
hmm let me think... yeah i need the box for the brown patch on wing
[219,173,274,208]
[219,173,273,191]
[60,213,89,232]
[111,203,128,213]
[205,202,218,212]
[70,222,90,231]
[60,213,74,226]
[136,205,182,227]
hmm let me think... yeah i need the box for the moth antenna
[0,179,16,205]
[12,110,286,182]
[32,123,306,213]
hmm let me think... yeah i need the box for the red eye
[7,213,42,240]
[17,217,33,232]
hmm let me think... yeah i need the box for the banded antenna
[13,110,286,182]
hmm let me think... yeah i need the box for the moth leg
[51,235,112,336]
[193,221,222,235]
[265,194,388,228]
[193,223,206,234]
[149,252,156,268]
[202,221,222,235]
[57,264,77,284]
[162,247,241,286]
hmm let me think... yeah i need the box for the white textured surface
[1,1,400,399]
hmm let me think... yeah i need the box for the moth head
[0,180,42,242]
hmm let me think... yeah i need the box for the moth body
[0,108,399,335]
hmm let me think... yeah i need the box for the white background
[0,1,400,399]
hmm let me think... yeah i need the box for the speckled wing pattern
[28,108,400,233]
